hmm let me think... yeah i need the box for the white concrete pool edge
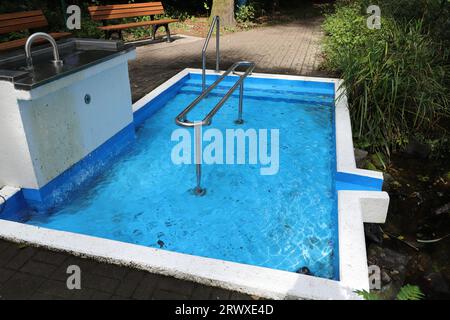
[0,217,361,300]
[0,69,389,300]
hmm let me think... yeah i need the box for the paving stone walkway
[0,239,251,300]
[129,17,326,102]
[0,17,325,300]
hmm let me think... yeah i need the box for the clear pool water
[16,75,338,279]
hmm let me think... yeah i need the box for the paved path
[0,18,325,300]
[129,17,325,102]
[0,239,251,300]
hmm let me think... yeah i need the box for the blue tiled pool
[6,74,344,279]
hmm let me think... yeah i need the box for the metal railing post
[216,18,220,72]
[202,16,220,92]
[202,53,207,92]
[193,121,206,196]
[235,82,244,124]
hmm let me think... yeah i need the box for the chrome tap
[25,32,63,69]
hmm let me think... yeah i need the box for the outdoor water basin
[0,38,134,90]
[0,65,389,299]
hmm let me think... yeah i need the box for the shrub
[322,2,450,156]
[236,4,256,23]
[72,17,104,39]
[322,3,379,70]
[359,0,450,50]
[123,16,152,41]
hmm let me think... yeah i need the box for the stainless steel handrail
[202,16,220,91]
[175,60,255,197]
[176,61,255,127]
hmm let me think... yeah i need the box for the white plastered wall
[0,51,136,189]
[0,81,39,188]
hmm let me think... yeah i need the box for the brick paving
[129,17,326,102]
[0,17,325,300]
[0,239,251,300]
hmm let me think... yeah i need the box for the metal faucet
[25,32,63,69]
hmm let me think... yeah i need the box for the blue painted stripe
[178,89,334,106]
[335,172,383,191]
[184,81,336,96]
[0,190,27,220]
[21,123,136,211]
[189,73,336,94]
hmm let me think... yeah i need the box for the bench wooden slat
[0,32,71,52]
[97,18,178,31]
[0,10,44,21]
[0,15,47,28]
[89,6,164,16]
[0,10,72,52]
[0,9,48,34]
[0,21,49,34]
[91,9,165,21]
[89,6,164,15]
[88,2,163,12]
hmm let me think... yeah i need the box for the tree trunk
[210,0,235,27]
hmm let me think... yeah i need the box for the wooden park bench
[88,2,178,42]
[0,10,71,52]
